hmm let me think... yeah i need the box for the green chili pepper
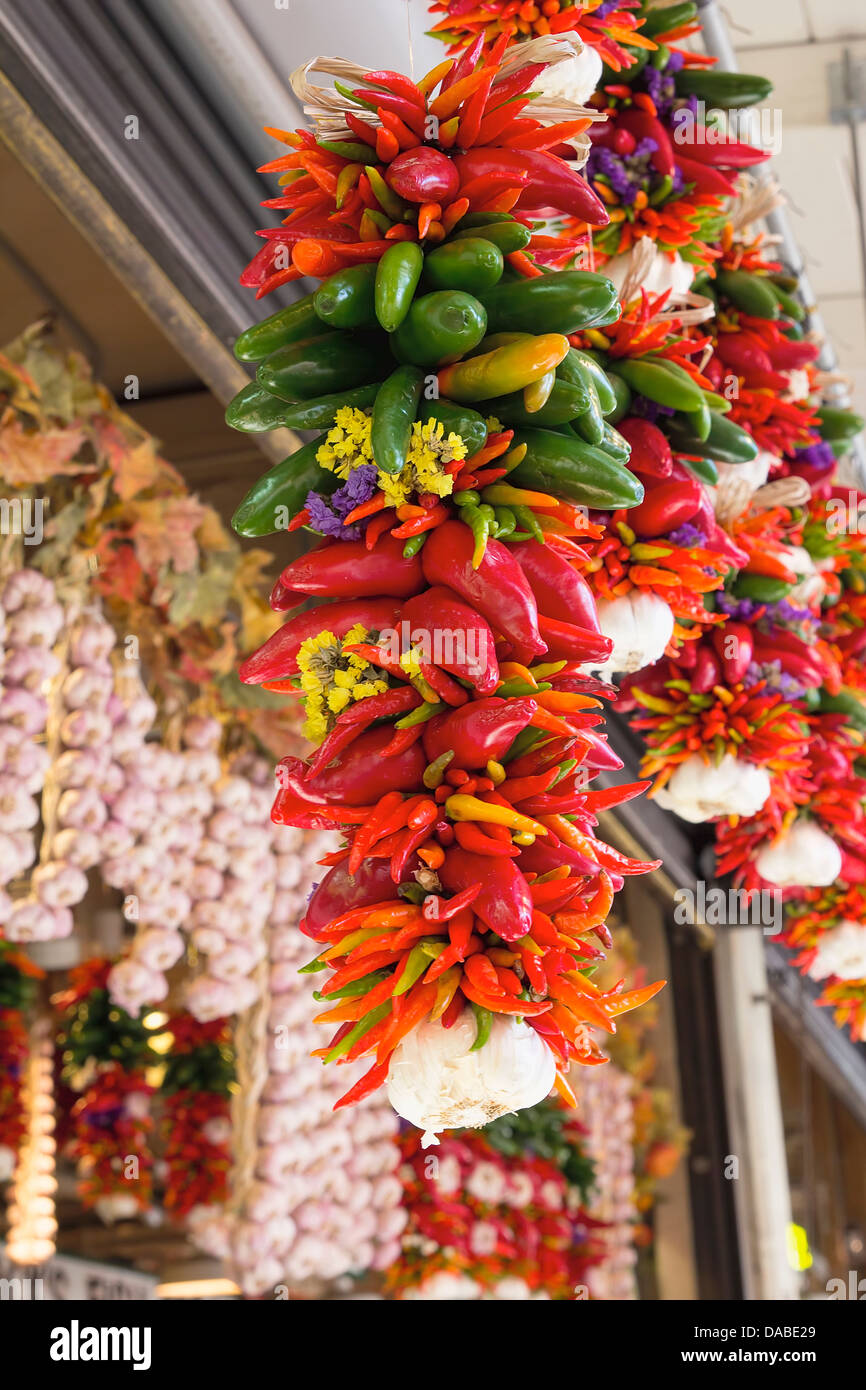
[374,241,424,332]
[503,727,544,762]
[605,371,631,425]
[641,0,696,36]
[572,381,606,446]
[817,406,865,442]
[313,264,378,329]
[731,573,793,603]
[365,164,408,220]
[312,967,389,1000]
[493,505,517,538]
[395,701,447,729]
[394,943,437,997]
[665,410,758,463]
[423,750,455,788]
[423,237,504,293]
[317,138,381,161]
[462,503,492,567]
[510,503,544,542]
[298,953,329,973]
[454,488,480,508]
[601,423,631,461]
[457,211,516,228]
[672,69,773,109]
[324,1001,392,1062]
[258,333,384,401]
[686,393,712,442]
[449,220,531,253]
[469,1002,493,1051]
[417,398,488,454]
[509,427,644,510]
[234,294,328,362]
[678,455,719,485]
[557,347,618,415]
[260,381,383,431]
[615,358,705,412]
[391,290,488,367]
[478,270,618,335]
[650,43,670,70]
[764,281,805,322]
[649,174,673,206]
[479,379,589,427]
[372,364,424,474]
[225,382,296,433]
[232,436,340,537]
[403,532,428,558]
[715,269,780,320]
[399,882,428,904]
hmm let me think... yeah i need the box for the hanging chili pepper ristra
[229,34,667,1142]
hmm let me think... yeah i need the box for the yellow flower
[296,623,387,744]
[315,409,469,509]
[316,407,375,479]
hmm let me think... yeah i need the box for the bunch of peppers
[53,959,156,1215]
[0,943,43,1173]
[386,1118,603,1299]
[425,1,866,1041]
[159,1014,234,1221]
[429,0,660,74]
[230,38,670,1115]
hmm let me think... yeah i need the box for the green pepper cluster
[228,216,647,545]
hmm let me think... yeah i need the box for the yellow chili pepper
[431,967,461,1020]
[483,483,558,508]
[486,759,507,786]
[444,794,548,837]
[523,367,556,413]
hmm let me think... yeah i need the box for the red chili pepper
[422,696,538,769]
[440,991,465,1029]
[676,129,767,167]
[510,539,603,633]
[422,522,546,664]
[239,597,405,683]
[400,585,500,694]
[423,885,482,924]
[676,154,737,196]
[460,977,552,1016]
[627,474,702,539]
[272,533,424,610]
[304,687,422,780]
[278,725,426,813]
[711,623,754,685]
[537,613,613,664]
[440,845,533,943]
[454,821,520,856]
[616,418,673,479]
[453,148,608,227]
[333,1057,390,1109]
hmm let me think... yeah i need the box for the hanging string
[405,0,415,80]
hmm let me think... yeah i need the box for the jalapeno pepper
[423,237,504,293]
[615,359,706,413]
[232,436,340,538]
[371,365,424,474]
[421,520,546,664]
[225,382,296,433]
[417,398,488,454]
[476,270,618,336]
[372,241,423,333]
[509,428,644,511]
[258,332,385,401]
[557,348,618,417]
[234,293,327,362]
[390,290,488,367]
[251,381,383,433]
[450,220,531,253]
[665,411,758,464]
[479,379,589,427]
[313,263,378,329]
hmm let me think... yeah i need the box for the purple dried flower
[669,522,708,549]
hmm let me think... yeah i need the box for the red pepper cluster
[386,1127,604,1299]
[160,1015,233,1221]
[242,45,606,298]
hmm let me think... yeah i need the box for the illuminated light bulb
[6,1024,57,1267]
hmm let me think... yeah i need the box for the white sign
[0,1248,156,1300]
